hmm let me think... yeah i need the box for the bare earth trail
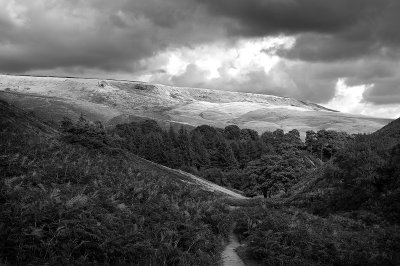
[173,170,247,265]
[221,224,246,266]
[169,171,247,265]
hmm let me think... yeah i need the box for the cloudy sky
[1,0,400,118]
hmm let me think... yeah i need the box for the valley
[2,0,400,265]
[1,77,400,265]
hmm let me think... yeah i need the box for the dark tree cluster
[319,133,400,223]
[108,121,343,197]
[60,117,354,197]
[305,129,353,161]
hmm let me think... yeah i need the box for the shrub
[0,129,232,265]
[232,206,400,266]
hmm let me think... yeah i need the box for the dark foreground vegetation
[1,100,400,265]
[233,206,399,265]
[0,107,231,265]
[231,118,400,265]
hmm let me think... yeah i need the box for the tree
[191,131,210,169]
[194,125,219,149]
[168,125,178,148]
[224,125,241,140]
[305,130,317,154]
[285,129,302,148]
[241,128,259,141]
[273,129,284,139]
[177,127,194,167]
[213,139,238,169]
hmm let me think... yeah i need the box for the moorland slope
[0,74,391,137]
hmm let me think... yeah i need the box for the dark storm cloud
[2,0,398,69]
[277,34,376,62]
[199,0,374,36]
[364,78,400,105]
[1,0,400,107]
[0,0,222,73]
[199,0,400,61]
[271,59,400,105]
[197,0,400,105]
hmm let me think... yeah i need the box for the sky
[1,0,400,118]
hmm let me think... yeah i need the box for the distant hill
[0,74,392,137]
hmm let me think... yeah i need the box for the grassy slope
[230,173,400,265]
[2,98,399,265]
[232,205,400,266]
[230,139,400,265]
[0,102,233,265]
[225,118,400,265]
[0,74,391,137]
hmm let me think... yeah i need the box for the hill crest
[0,74,391,136]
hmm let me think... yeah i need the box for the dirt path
[160,168,248,265]
[160,167,248,265]
[221,226,245,266]
[127,156,249,264]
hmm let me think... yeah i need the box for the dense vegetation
[0,113,232,265]
[233,206,399,265]
[299,126,400,223]
[107,119,351,197]
[2,103,399,265]
[232,119,400,265]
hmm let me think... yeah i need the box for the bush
[0,129,232,265]
[232,206,400,266]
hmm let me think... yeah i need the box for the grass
[0,130,233,265]
[2,102,399,266]
[232,205,400,266]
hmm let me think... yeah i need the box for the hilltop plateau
[0,74,391,137]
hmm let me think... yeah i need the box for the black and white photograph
[1,0,399,265]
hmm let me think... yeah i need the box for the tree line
[60,116,352,197]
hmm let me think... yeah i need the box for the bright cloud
[1,0,399,119]
[326,79,400,119]
[136,36,295,84]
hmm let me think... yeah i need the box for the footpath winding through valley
[130,155,249,265]
[171,170,248,266]
[221,222,245,266]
